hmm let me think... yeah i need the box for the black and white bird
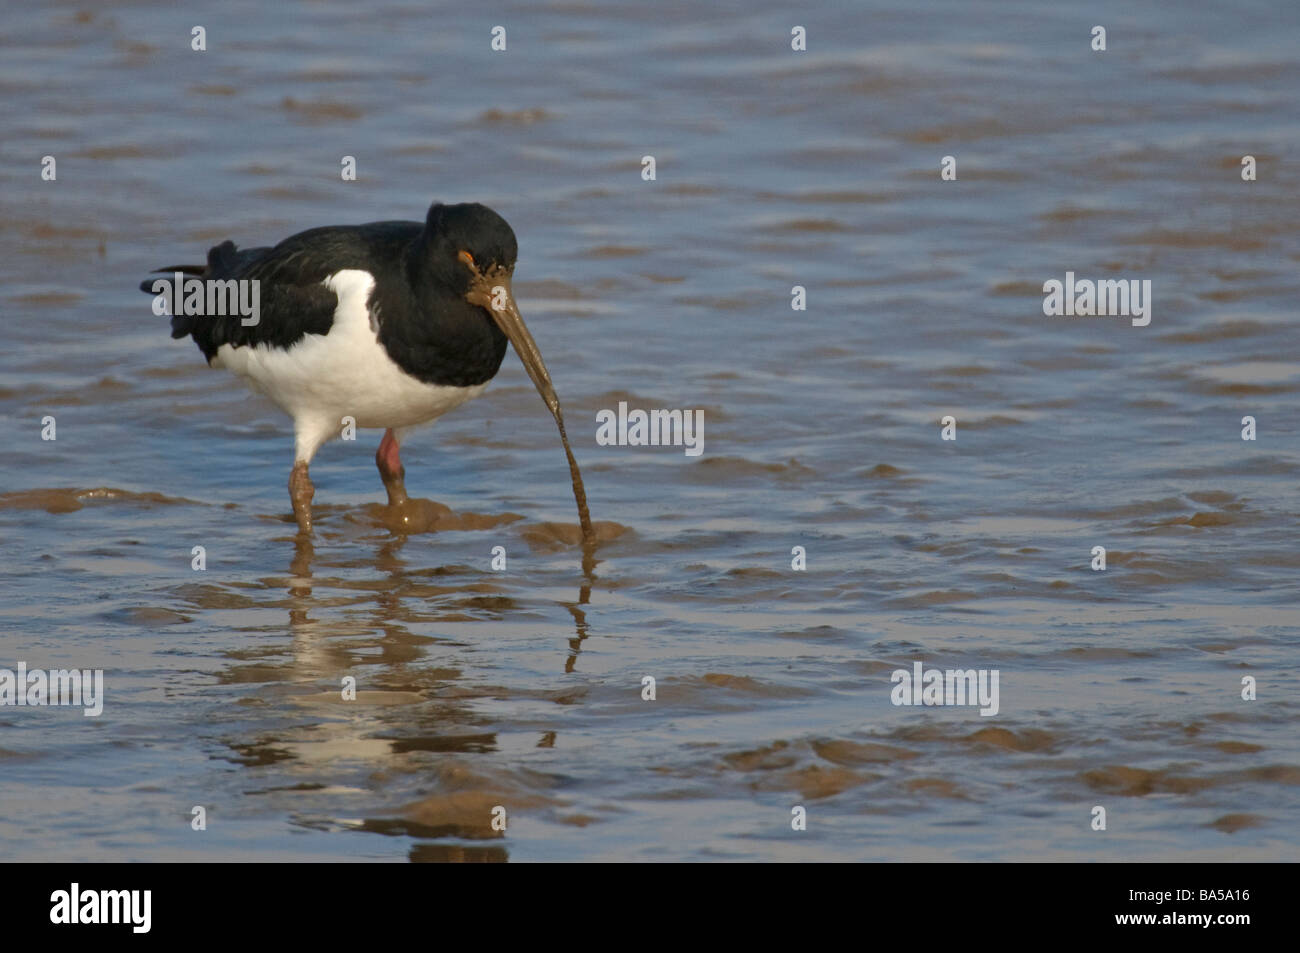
[141,201,584,536]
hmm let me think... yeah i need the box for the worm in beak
[464,263,596,561]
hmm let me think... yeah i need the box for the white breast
[212,269,487,462]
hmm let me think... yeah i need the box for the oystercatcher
[142,201,593,540]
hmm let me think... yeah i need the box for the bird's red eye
[457,250,475,267]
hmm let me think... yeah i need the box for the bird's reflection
[409,843,507,863]
[562,579,592,674]
[284,523,599,673]
[288,535,315,626]
[238,521,604,863]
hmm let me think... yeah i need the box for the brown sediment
[760,218,851,233]
[386,763,562,840]
[689,455,815,480]
[1079,765,1217,796]
[903,119,1016,144]
[723,567,783,580]
[252,185,330,201]
[1207,741,1264,754]
[990,280,1047,296]
[722,741,799,772]
[811,739,918,765]
[1037,205,1114,223]
[858,463,906,479]
[27,224,105,240]
[903,778,967,799]
[214,664,294,686]
[950,414,1026,430]
[1208,814,1266,833]
[0,487,200,513]
[409,844,507,863]
[585,245,647,258]
[1118,227,1270,251]
[110,607,192,626]
[69,145,153,160]
[395,793,522,839]
[557,813,602,827]
[1244,765,1300,785]
[722,747,881,799]
[9,291,84,306]
[782,764,867,799]
[677,673,811,701]
[701,673,768,692]
[360,500,522,534]
[1054,647,1159,661]
[279,96,362,121]
[886,588,979,607]
[478,107,553,123]
[1183,511,1237,528]
[518,520,628,551]
[963,727,1058,752]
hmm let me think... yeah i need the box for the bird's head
[423,201,558,415]
[424,202,517,293]
[421,200,594,551]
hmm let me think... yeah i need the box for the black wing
[142,221,423,362]
[140,237,344,363]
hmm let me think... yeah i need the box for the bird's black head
[422,202,517,294]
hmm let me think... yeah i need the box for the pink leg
[376,428,409,507]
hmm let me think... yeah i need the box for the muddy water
[1,1,1297,861]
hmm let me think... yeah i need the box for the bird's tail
[140,264,207,339]
[141,240,247,338]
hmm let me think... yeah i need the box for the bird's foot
[289,461,314,534]
[372,429,461,531]
[382,475,409,508]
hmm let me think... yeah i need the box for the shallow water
[1,0,1297,861]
